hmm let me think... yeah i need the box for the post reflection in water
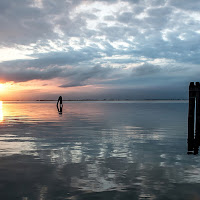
[0,101,3,122]
[0,101,200,200]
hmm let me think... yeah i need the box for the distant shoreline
[1,99,189,101]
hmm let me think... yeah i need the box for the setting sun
[0,84,4,91]
[0,101,3,122]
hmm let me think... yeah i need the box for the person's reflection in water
[57,96,63,114]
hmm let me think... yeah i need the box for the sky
[0,0,200,100]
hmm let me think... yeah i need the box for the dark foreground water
[0,101,199,200]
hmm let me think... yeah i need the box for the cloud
[0,0,85,45]
[1,46,102,68]
[117,12,134,23]
[132,64,161,76]
[0,65,62,82]
[59,65,115,88]
[0,53,119,87]
[169,0,200,11]
[0,0,200,98]
[0,0,55,45]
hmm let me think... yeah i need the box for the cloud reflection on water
[0,101,199,200]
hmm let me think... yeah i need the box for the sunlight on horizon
[0,84,4,91]
[0,101,3,122]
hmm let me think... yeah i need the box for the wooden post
[188,82,195,152]
[195,82,200,154]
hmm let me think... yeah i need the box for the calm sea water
[0,101,199,200]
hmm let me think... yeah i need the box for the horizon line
[0,99,189,101]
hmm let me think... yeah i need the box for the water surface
[0,101,199,200]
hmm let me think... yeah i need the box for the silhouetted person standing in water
[57,96,63,114]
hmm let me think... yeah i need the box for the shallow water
[0,101,199,200]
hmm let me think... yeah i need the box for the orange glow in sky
[0,101,3,122]
[0,84,4,91]
[0,80,64,100]
[0,80,104,101]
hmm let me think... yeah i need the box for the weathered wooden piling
[195,82,200,150]
[188,82,195,152]
[187,82,200,154]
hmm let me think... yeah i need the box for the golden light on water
[0,101,3,122]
